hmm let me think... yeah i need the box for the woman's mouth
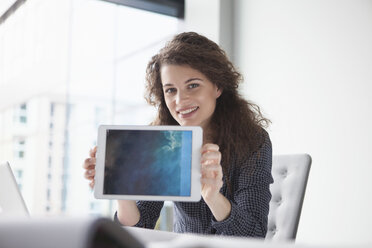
[178,106,199,117]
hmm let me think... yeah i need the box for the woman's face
[161,64,222,130]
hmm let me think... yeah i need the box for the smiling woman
[83,32,273,237]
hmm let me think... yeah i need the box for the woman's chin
[179,120,199,127]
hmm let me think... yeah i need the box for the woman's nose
[175,91,188,104]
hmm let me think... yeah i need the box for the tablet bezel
[94,125,202,202]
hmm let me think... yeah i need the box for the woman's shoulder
[234,128,272,170]
[260,128,272,152]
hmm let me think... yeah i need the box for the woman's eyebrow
[185,78,203,84]
[163,78,203,88]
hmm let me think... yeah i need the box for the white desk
[125,226,180,244]
[124,227,372,248]
[124,226,303,248]
[1,217,370,248]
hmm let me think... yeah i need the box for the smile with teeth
[178,107,198,115]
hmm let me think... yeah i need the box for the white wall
[234,0,372,245]
[184,0,233,58]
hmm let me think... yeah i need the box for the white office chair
[265,154,312,241]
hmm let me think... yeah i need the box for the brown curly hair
[145,32,270,186]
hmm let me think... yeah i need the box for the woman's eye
[165,88,176,94]
[188,83,199,89]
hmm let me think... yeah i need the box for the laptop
[0,161,29,217]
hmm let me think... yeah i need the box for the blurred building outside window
[14,138,25,159]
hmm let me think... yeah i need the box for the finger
[83,157,96,169]
[89,146,97,158]
[84,172,95,180]
[201,163,222,174]
[201,167,223,180]
[84,169,96,179]
[201,143,219,154]
[201,151,221,164]
[89,179,95,189]
[84,175,95,181]
[84,175,94,181]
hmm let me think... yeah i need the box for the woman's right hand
[82,146,140,226]
[83,146,97,189]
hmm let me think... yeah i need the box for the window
[15,169,23,191]
[47,188,51,200]
[13,103,27,124]
[14,138,26,159]
[48,156,52,167]
[16,169,23,179]
[50,103,54,117]
[0,0,182,218]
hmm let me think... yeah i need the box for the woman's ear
[216,87,223,98]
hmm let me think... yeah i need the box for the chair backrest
[265,154,311,241]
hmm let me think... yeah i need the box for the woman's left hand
[200,143,223,203]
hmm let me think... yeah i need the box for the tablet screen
[103,129,192,196]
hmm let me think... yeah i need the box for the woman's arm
[115,200,164,229]
[200,143,231,221]
[116,200,141,226]
[211,132,273,237]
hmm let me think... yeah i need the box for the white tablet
[94,125,202,202]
